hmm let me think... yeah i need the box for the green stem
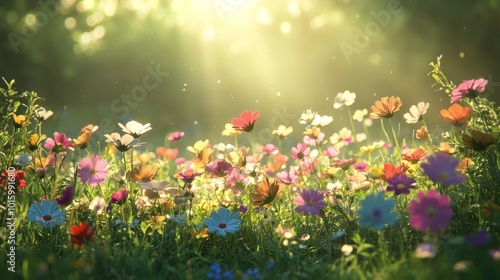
[388,118,401,153]
[380,119,391,144]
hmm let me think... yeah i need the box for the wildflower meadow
[1,56,500,279]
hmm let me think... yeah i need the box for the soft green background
[1,0,499,149]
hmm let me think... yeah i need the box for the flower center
[438,172,449,180]
[307,200,313,206]
[396,183,406,190]
[371,208,382,221]
[90,169,96,175]
[427,207,436,217]
[298,152,304,159]
[219,223,227,229]
[43,214,52,221]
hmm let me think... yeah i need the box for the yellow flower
[221,123,241,136]
[187,139,209,154]
[13,114,29,128]
[272,125,293,139]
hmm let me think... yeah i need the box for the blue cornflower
[358,192,397,230]
[27,200,66,228]
[204,207,240,236]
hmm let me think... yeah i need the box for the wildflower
[69,222,95,247]
[341,244,354,256]
[421,152,466,186]
[311,114,333,127]
[137,179,173,192]
[56,185,75,207]
[386,173,416,196]
[439,103,472,127]
[27,200,66,229]
[118,120,151,138]
[245,268,261,280]
[354,161,368,172]
[435,142,455,155]
[322,146,340,158]
[105,132,141,151]
[415,243,437,258]
[360,141,385,154]
[358,192,397,230]
[275,225,296,240]
[221,123,242,136]
[176,169,202,184]
[402,148,427,164]
[192,147,214,171]
[0,169,27,194]
[329,127,353,148]
[250,177,283,207]
[34,107,53,122]
[225,147,248,169]
[13,153,32,167]
[168,131,185,141]
[204,207,240,236]
[408,190,452,233]
[262,143,278,155]
[331,158,358,171]
[299,109,317,125]
[458,157,473,173]
[291,143,310,160]
[12,113,29,128]
[369,96,402,119]
[272,125,293,139]
[88,196,107,214]
[450,78,488,103]
[110,188,129,205]
[205,158,234,177]
[353,109,368,122]
[276,167,299,185]
[347,171,371,191]
[232,110,259,132]
[44,132,72,153]
[465,230,491,247]
[128,164,157,183]
[294,189,326,215]
[156,147,178,161]
[72,124,99,149]
[383,162,409,180]
[462,130,495,152]
[333,90,356,109]
[77,155,109,187]
[26,133,45,151]
[415,125,429,140]
[403,102,429,124]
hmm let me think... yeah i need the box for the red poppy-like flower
[0,169,27,194]
[383,163,409,180]
[69,222,95,247]
[439,103,472,127]
[232,110,260,132]
[402,148,427,164]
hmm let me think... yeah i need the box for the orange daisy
[250,177,283,207]
[128,164,158,183]
[369,96,402,119]
[73,124,99,149]
[415,125,429,140]
[439,103,472,127]
[402,148,427,164]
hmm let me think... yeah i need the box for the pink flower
[291,143,310,160]
[110,188,129,205]
[408,190,453,233]
[450,78,488,103]
[168,131,185,141]
[322,146,340,158]
[77,155,109,187]
[262,143,278,155]
[294,189,326,215]
[232,110,260,132]
[276,167,299,185]
[44,132,72,153]
[205,159,234,177]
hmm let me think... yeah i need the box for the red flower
[232,110,259,132]
[69,222,95,247]
[402,148,427,164]
[0,169,27,194]
[383,163,409,180]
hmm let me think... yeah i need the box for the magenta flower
[77,155,109,187]
[110,188,129,205]
[205,159,234,177]
[408,190,453,233]
[291,143,310,160]
[421,152,466,186]
[55,185,75,206]
[386,173,416,196]
[44,132,72,153]
[294,188,326,215]
[322,146,340,158]
[262,143,278,155]
[450,78,488,103]
[276,167,299,185]
[168,131,185,141]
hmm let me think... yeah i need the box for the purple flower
[55,185,75,206]
[205,159,234,177]
[465,230,491,247]
[168,131,185,141]
[421,152,466,186]
[294,189,326,215]
[408,190,452,233]
[110,188,129,205]
[77,155,109,187]
[451,78,488,103]
[386,173,416,196]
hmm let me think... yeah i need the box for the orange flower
[128,164,158,183]
[250,178,283,207]
[192,147,214,171]
[156,147,178,161]
[225,147,248,170]
[26,133,45,151]
[232,110,260,132]
[369,96,402,119]
[458,157,473,173]
[435,142,455,155]
[73,124,99,149]
[303,126,321,139]
[439,103,472,127]
[462,130,495,151]
[383,162,409,180]
[13,114,29,128]
[415,125,429,140]
[402,148,427,164]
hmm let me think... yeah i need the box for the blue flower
[245,268,261,280]
[207,264,234,280]
[27,200,66,228]
[357,192,397,230]
[204,207,240,236]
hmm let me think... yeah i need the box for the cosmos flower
[421,152,466,186]
[333,90,356,109]
[72,124,99,150]
[357,192,397,230]
[128,164,157,183]
[262,143,278,155]
[276,167,299,185]
[55,185,75,207]
[34,107,53,122]
[26,133,45,151]
[137,180,173,192]
[27,200,66,229]
[119,120,152,138]
[44,132,72,153]
[13,153,32,167]
[294,189,326,215]
[69,222,95,247]
[462,130,496,152]
[386,173,416,196]
[272,125,293,139]
[204,207,240,236]
[408,190,452,233]
[329,127,353,148]
[403,102,429,124]
[383,163,409,180]
[415,125,429,140]
[89,196,108,215]
[13,113,29,128]
[77,155,109,187]
[232,110,259,132]
[205,158,234,177]
[176,169,202,184]
[156,147,178,161]
[104,132,141,152]
[450,78,488,103]
[250,177,283,207]
[110,188,129,205]
[168,131,185,141]
[221,123,242,136]
[439,103,472,127]
[299,109,317,125]
[369,96,402,119]
[291,143,310,160]
[402,148,427,164]
[311,114,333,127]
